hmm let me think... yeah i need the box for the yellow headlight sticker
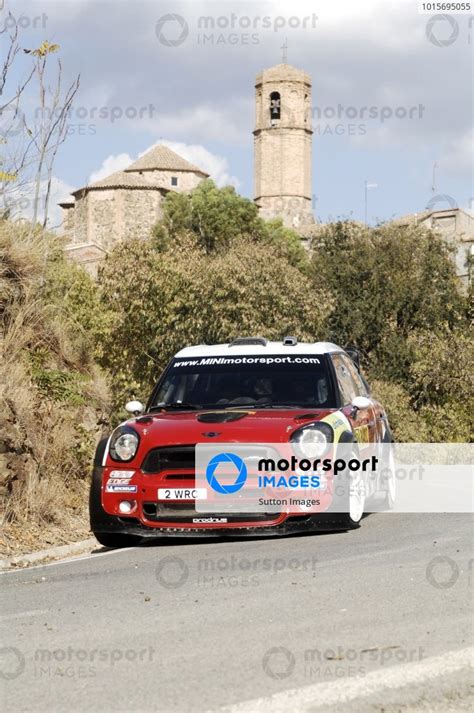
[320,411,351,443]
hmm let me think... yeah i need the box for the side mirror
[125,400,145,416]
[351,396,371,415]
[344,346,361,370]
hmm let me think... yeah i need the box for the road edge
[0,537,98,571]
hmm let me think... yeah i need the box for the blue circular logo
[206,453,247,494]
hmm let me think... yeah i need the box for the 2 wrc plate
[158,488,208,500]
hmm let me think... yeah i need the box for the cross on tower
[280,39,288,63]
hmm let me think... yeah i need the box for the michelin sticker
[105,484,138,493]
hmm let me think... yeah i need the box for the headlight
[290,423,333,458]
[110,429,139,462]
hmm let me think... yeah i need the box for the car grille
[142,502,279,523]
[141,446,195,474]
[141,444,281,477]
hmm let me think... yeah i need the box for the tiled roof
[124,144,209,175]
[72,170,169,196]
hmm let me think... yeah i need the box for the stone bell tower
[253,61,313,228]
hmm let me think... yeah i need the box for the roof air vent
[229,337,268,347]
[282,336,298,346]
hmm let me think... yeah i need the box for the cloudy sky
[2,0,472,225]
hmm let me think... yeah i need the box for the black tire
[89,438,142,548]
[93,532,143,549]
[329,510,363,531]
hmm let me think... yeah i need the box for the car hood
[122,408,337,451]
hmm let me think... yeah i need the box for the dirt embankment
[0,222,109,557]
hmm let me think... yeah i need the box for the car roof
[175,340,345,358]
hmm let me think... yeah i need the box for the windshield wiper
[150,402,318,412]
[198,403,313,410]
[150,402,202,411]
[203,403,305,410]
[256,404,316,409]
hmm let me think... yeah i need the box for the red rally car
[90,337,394,548]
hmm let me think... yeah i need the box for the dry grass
[0,221,109,556]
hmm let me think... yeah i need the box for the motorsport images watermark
[0,106,25,137]
[425,556,474,589]
[0,12,48,32]
[0,646,155,680]
[155,554,318,589]
[0,647,25,681]
[262,644,425,680]
[0,104,156,139]
[0,192,33,215]
[265,101,427,138]
[199,445,380,514]
[195,443,473,515]
[155,12,318,47]
[312,103,426,138]
[425,13,474,46]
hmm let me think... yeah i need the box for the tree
[0,16,80,228]
[97,234,331,409]
[152,179,308,269]
[310,220,466,382]
[25,41,80,228]
[309,220,471,441]
[405,327,472,441]
[0,14,35,217]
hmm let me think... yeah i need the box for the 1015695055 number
[420,2,471,11]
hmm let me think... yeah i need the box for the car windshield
[150,354,336,410]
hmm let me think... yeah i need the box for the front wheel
[332,467,366,529]
[374,436,395,511]
[381,443,395,510]
[327,444,366,530]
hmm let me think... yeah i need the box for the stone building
[394,207,473,286]
[253,63,314,228]
[61,144,209,274]
[61,63,470,285]
[61,62,316,272]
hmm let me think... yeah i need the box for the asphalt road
[1,514,472,712]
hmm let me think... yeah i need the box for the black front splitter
[93,513,349,540]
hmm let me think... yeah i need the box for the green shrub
[97,233,331,411]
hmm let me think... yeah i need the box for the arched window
[269,91,281,120]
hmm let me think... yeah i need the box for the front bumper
[93,464,341,538]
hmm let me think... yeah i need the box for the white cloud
[88,153,134,183]
[273,0,402,21]
[137,103,250,145]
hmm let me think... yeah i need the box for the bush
[0,221,109,546]
[97,233,331,411]
[310,221,465,381]
[310,220,471,441]
[369,326,473,442]
[370,379,430,442]
[152,179,308,269]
